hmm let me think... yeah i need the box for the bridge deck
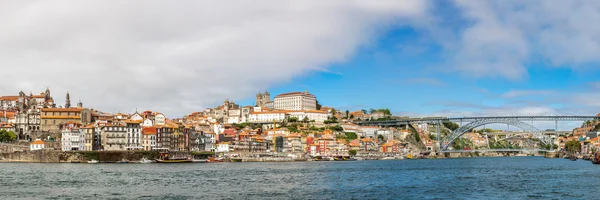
[357,115,600,126]
[440,149,552,153]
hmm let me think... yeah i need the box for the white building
[248,111,287,123]
[61,127,83,151]
[125,120,142,150]
[216,142,231,153]
[154,113,166,125]
[30,139,45,151]
[287,110,331,123]
[204,131,216,152]
[359,126,379,138]
[273,91,317,111]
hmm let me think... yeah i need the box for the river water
[0,157,596,199]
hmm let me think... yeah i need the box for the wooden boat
[192,159,208,163]
[591,152,600,164]
[569,155,578,161]
[208,157,224,163]
[156,158,192,163]
[155,152,192,163]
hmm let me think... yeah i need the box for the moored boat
[87,159,99,164]
[569,155,578,161]
[208,157,224,163]
[139,158,153,164]
[591,152,600,164]
[155,152,193,163]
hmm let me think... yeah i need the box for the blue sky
[237,1,600,129]
[239,25,599,118]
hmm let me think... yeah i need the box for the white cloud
[500,90,554,98]
[435,1,600,80]
[0,0,428,117]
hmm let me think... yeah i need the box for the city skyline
[1,1,600,120]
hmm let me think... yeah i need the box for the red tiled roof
[30,139,45,145]
[0,96,19,101]
[142,127,157,135]
[41,108,83,112]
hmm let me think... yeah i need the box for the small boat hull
[155,159,192,163]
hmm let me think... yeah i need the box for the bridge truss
[356,115,600,152]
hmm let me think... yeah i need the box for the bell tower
[65,92,71,108]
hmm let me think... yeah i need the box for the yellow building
[40,108,91,133]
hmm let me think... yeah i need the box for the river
[0,157,596,199]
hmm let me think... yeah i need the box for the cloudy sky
[1,0,600,128]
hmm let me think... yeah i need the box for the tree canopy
[0,130,17,143]
[443,122,459,131]
[565,140,581,154]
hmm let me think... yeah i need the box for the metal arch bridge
[441,149,550,153]
[355,115,600,126]
[355,115,599,152]
[440,118,547,151]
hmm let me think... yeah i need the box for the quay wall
[0,150,162,163]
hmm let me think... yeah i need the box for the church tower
[77,100,83,108]
[45,87,51,101]
[65,92,71,108]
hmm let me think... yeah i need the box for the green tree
[565,140,581,154]
[0,130,16,143]
[443,122,459,131]
[350,114,354,119]
[288,117,298,123]
[377,134,385,142]
[302,116,309,123]
[316,100,322,110]
[375,108,392,116]
[369,108,376,114]
[345,132,358,140]
[309,126,319,131]
[328,125,343,132]
[452,138,474,150]
[345,110,350,119]
[348,149,357,156]
[361,109,368,114]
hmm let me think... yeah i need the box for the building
[30,139,46,151]
[61,123,83,151]
[141,127,157,151]
[287,110,331,123]
[125,120,142,150]
[273,91,317,111]
[216,142,232,153]
[204,131,216,151]
[248,111,287,123]
[102,122,127,151]
[81,124,95,151]
[15,108,40,139]
[359,126,379,138]
[256,91,271,107]
[41,107,92,133]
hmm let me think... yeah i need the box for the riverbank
[0,150,557,163]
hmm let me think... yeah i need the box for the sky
[1,0,600,131]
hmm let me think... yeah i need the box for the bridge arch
[441,118,547,151]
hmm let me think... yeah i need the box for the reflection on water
[0,157,596,199]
